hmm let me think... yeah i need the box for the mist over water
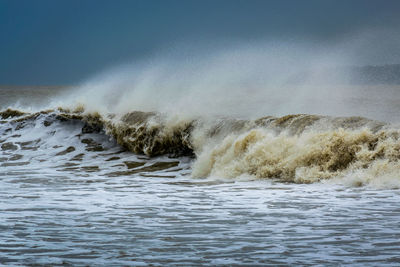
[53,39,400,123]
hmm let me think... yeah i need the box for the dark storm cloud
[0,0,399,84]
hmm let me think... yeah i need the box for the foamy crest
[192,126,400,188]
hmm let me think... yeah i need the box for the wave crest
[105,111,193,156]
[2,107,400,187]
[192,127,400,186]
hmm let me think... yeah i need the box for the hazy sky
[1,0,400,85]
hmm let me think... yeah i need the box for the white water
[2,171,400,265]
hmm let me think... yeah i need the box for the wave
[2,107,400,187]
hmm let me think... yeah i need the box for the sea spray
[3,40,400,187]
[54,42,372,120]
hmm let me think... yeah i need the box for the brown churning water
[3,107,400,188]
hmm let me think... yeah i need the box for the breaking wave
[2,107,400,188]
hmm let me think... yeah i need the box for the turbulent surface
[1,107,400,265]
[2,174,400,266]
[3,107,400,187]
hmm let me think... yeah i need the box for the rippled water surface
[2,158,400,265]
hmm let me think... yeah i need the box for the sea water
[1,86,400,266]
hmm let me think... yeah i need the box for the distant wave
[2,107,400,188]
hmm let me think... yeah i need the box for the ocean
[1,85,400,266]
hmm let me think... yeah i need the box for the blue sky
[1,0,400,85]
